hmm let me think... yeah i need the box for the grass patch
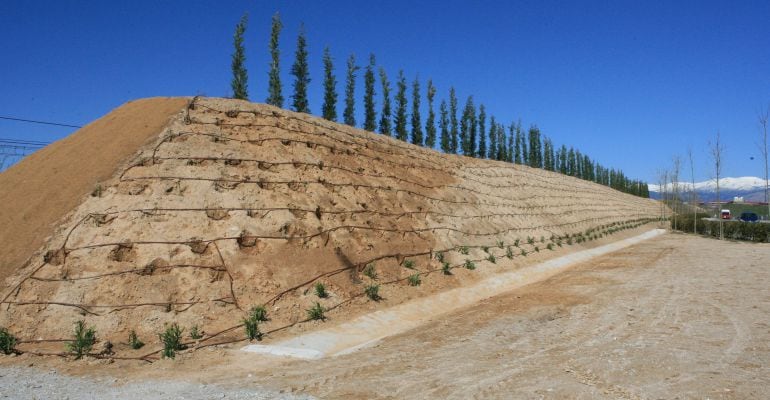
[66,320,96,360]
[408,273,421,286]
[403,259,415,269]
[487,254,496,264]
[459,246,469,255]
[244,314,262,341]
[435,252,445,262]
[249,305,268,322]
[506,246,514,259]
[464,259,476,270]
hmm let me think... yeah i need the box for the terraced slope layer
[0,97,189,286]
[0,97,660,360]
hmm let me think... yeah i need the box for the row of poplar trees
[229,13,650,198]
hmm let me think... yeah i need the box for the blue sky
[1,1,768,183]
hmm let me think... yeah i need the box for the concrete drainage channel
[242,229,666,360]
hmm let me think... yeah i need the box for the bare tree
[671,156,681,231]
[709,131,725,240]
[656,168,670,223]
[759,107,769,220]
[688,147,698,233]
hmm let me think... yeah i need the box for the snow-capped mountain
[648,176,769,202]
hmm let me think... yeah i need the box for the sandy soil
[3,233,767,399]
[0,97,188,286]
[0,97,659,356]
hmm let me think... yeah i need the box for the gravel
[0,366,316,400]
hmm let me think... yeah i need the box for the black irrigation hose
[0,95,659,362]
[187,100,652,201]
[156,128,631,203]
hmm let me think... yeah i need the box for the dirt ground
[0,97,659,353]
[4,232,767,399]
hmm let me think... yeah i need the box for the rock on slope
[0,97,659,359]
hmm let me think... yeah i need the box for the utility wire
[0,115,81,129]
[0,139,49,147]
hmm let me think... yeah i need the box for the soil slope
[0,97,660,360]
[0,97,188,286]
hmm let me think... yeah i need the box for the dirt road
[3,233,769,399]
[212,233,770,399]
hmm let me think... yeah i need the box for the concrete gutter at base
[242,229,666,359]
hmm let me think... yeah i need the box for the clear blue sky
[1,1,768,183]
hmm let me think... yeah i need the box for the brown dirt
[6,233,767,399]
[0,97,188,287]
[0,97,661,362]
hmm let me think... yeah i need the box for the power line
[0,138,49,147]
[0,115,81,129]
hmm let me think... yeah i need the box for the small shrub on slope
[307,302,326,320]
[0,327,17,355]
[159,323,185,359]
[363,263,378,280]
[365,284,381,301]
[128,330,144,350]
[441,262,452,275]
[314,282,328,298]
[67,320,96,360]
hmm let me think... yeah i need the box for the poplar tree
[528,125,542,168]
[363,54,377,131]
[460,96,476,156]
[394,70,408,141]
[425,79,437,148]
[488,115,497,159]
[230,13,249,100]
[378,68,392,135]
[560,145,568,174]
[514,123,522,164]
[478,104,487,158]
[498,123,510,163]
[543,138,555,171]
[410,77,423,145]
[516,121,529,165]
[449,87,459,154]
[321,47,337,121]
[266,12,283,107]
[290,25,310,113]
[439,100,450,153]
[575,149,583,178]
[343,54,358,126]
[504,123,513,162]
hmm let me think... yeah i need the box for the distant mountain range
[648,176,769,203]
